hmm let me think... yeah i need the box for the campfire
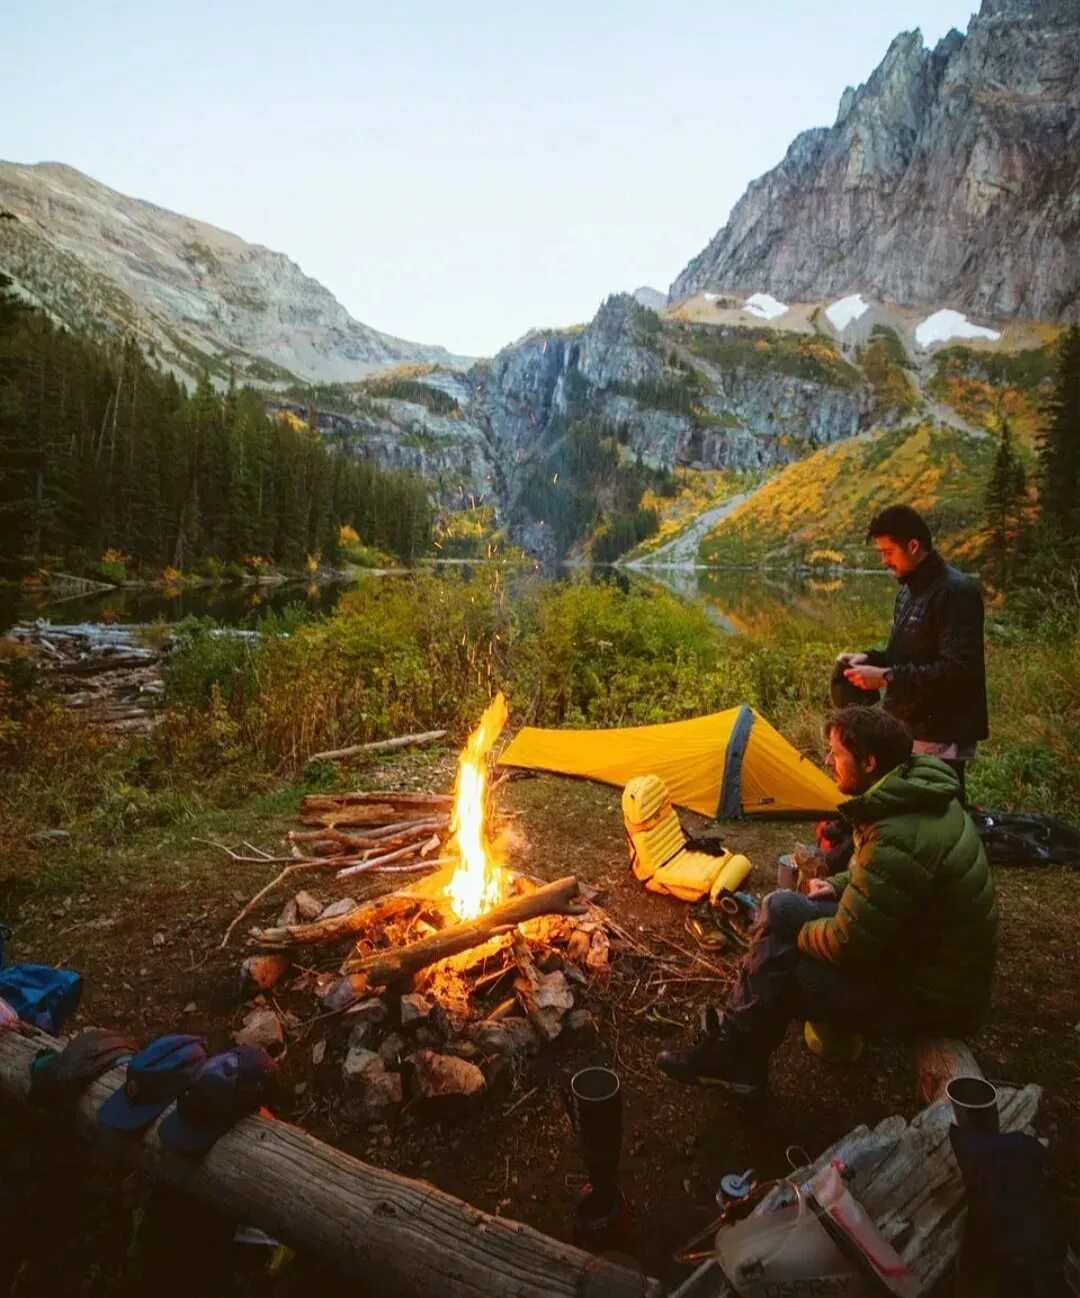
[224,695,611,1124]
[445,692,509,922]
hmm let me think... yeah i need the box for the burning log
[342,875,584,986]
[308,730,448,763]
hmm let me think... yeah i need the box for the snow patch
[703,292,719,303]
[915,309,1001,348]
[825,294,870,331]
[744,293,788,321]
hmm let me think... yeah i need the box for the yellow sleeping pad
[622,775,752,903]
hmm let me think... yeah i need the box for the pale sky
[4,0,978,357]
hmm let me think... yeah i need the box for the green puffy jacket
[798,755,997,1032]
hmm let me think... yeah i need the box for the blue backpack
[0,963,83,1033]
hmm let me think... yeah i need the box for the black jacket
[865,552,989,744]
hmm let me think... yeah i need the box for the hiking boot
[657,1030,767,1096]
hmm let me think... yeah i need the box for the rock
[342,1046,384,1084]
[182,1001,197,1014]
[444,1040,480,1061]
[465,1017,539,1057]
[235,1008,285,1057]
[586,930,611,971]
[410,1049,485,1102]
[378,1032,406,1066]
[318,897,357,921]
[311,1038,327,1066]
[152,931,165,947]
[342,995,389,1024]
[534,971,574,1013]
[31,829,71,845]
[240,954,291,995]
[277,898,299,927]
[353,1071,403,1122]
[294,890,323,921]
[318,974,369,1013]
[565,1009,595,1033]
[347,1019,374,1049]
[399,993,432,1028]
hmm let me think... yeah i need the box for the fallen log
[300,791,453,812]
[0,1028,656,1298]
[343,876,585,984]
[309,730,448,763]
[336,841,434,880]
[253,892,421,949]
[289,817,448,853]
[61,653,158,677]
[299,804,399,828]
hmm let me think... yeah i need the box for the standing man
[839,505,987,803]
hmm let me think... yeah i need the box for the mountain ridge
[0,160,471,385]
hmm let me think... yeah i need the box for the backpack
[0,964,83,1033]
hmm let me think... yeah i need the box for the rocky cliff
[272,293,880,557]
[0,161,469,385]
[671,0,1080,323]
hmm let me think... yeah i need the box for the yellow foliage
[276,411,307,433]
[339,524,360,545]
[160,566,184,584]
[102,548,129,566]
[305,553,321,573]
[807,548,845,567]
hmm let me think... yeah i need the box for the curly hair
[825,707,913,775]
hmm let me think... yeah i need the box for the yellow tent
[497,705,839,819]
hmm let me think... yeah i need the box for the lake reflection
[626,567,895,638]
[4,561,896,642]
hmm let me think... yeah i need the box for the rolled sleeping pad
[709,853,751,901]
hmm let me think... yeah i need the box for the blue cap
[158,1046,277,1154]
[97,1034,207,1132]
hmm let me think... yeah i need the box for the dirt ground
[3,750,1079,1295]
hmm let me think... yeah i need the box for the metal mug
[776,854,799,890]
[946,1075,999,1132]
[566,1066,622,1176]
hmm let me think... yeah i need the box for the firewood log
[341,876,584,987]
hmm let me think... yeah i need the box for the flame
[446,692,509,921]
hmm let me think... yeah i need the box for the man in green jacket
[659,707,997,1095]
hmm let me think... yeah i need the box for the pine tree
[1037,325,1080,551]
[985,417,1026,585]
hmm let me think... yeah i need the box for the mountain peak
[671,0,1080,321]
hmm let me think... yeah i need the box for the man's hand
[807,878,837,901]
[836,652,869,667]
[844,664,889,691]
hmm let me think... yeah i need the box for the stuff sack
[949,1126,1069,1297]
[972,809,1080,869]
[0,964,83,1033]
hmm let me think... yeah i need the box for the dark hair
[825,707,913,775]
[867,505,933,550]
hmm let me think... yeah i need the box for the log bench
[0,1026,657,1298]
[914,1036,984,1105]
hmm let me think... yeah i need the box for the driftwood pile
[223,792,613,1127]
[6,621,165,731]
